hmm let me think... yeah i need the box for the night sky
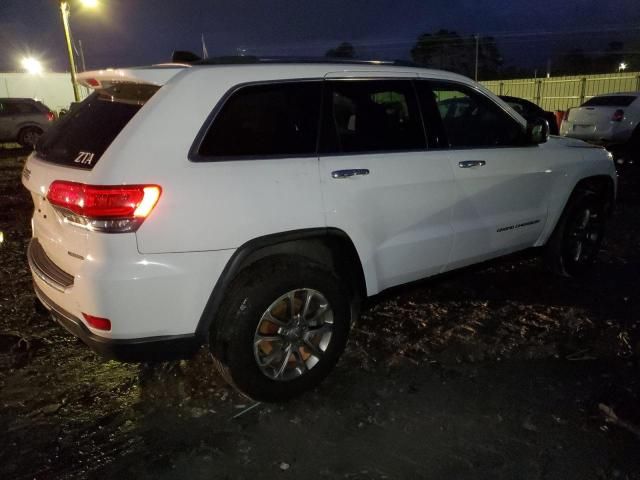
[1,0,639,72]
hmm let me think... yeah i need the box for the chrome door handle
[458,160,486,168]
[331,169,370,179]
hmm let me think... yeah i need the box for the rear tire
[18,127,43,148]
[544,190,607,277]
[210,257,351,402]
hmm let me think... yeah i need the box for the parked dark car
[499,95,559,135]
[0,98,56,147]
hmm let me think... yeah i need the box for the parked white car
[23,59,616,401]
[560,93,640,150]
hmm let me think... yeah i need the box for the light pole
[59,1,80,101]
[618,62,628,73]
[474,34,479,81]
[59,0,98,102]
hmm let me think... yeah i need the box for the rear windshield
[582,95,637,107]
[36,84,158,169]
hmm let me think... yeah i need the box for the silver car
[0,98,56,147]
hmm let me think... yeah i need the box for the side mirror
[527,117,549,145]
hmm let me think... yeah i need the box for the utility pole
[474,34,480,81]
[78,39,87,72]
[60,1,80,102]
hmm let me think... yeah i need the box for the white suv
[23,59,616,401]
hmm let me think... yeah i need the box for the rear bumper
[34,282,201,361]
[25,231,234,340]
[562,125,632,146]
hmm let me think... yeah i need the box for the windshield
[582,95,638,107]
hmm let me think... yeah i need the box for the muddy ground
[1,144,639,479]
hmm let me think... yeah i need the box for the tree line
[325,32,640,80]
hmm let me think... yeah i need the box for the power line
[253,24,640,52]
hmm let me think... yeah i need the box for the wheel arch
[195,227,367,343]
[540,174,615,247]
[570,174,615,215]
[17,124,44,143]
[17,122,44,133]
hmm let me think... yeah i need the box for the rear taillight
[612,109,624,122]
[82,313,111,331]
[46,181,161,233]
[46,111,55,122]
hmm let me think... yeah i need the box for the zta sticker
[74,151,95,165]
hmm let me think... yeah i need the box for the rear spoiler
[77,64,188,90]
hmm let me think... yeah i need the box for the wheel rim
[563,206,602,264]
[253,288,333,381]
[22,129,40,147]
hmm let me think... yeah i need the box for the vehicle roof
[193,56,420,68]
[499,95,533,102]
[0,97,39,102]
[189,62,472,79]
[590,92,639,97]
[499,95,544,107]
[78,60,475,89]
[177,56,475,84]
[77,58,525,127]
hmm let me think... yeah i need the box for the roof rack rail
[171,51,421,68]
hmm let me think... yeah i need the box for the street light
[59,0,98,102]
[618,62,628,73]
[21,57,44,75]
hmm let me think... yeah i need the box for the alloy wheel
[564,207,602,264]
[253,288,333,381]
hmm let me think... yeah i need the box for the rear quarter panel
[91,67,326,254]
[11,114,50,137]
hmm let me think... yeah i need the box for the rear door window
[6,102,40,114]
[319,80,425,154]
[582,96,637,107]
[36,84,158,170]
[196,81,322,159]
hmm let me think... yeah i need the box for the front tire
[545,190,607,277]
[210,257,351,402]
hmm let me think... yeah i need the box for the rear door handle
[331,169,370,179]
[458,160,486,168]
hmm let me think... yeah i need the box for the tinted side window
[198,82,321,158]
[7,102,40,114]
[429,83,524,148]
[506,101,525,115]
[37,84,158,170]
[320,80,425,154]
[517,99,543,116]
